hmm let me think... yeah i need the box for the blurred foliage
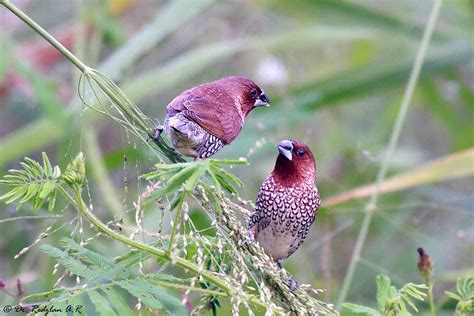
[0,0,473,315]
[343,274,427,315]
[445,277,474,316]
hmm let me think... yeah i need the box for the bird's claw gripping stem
[288,275,300,291]
[240,229,255,247]
[153,125,164,140]
[276,259,299,290]
[277,259,284,269]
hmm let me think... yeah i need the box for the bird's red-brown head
[272,140,316,186]
[214,76,270,116]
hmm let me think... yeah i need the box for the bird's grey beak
[277,140,293,161]
[254,91,270,107]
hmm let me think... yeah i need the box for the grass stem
[336,0,443,309]
[427,282,436,316]
[167,192,187,255]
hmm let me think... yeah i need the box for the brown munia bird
[155,76,270,159]
[248,140,320,288]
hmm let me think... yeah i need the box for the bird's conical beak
[254,91,270,107]
[277,140,293,161]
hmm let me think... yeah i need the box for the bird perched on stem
[154,76,270,159]
[248,140,320,289]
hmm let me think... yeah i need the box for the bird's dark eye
[296,148,305,156]
[250,88,258,97]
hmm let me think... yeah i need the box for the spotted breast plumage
[248,140,320,265]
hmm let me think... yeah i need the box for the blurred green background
[0,0,472,314]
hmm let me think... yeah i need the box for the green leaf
[212,171,238,194]
[88,290,117,316]
[401,283,427,301]
[169,191,186,212]
[0,154,62,211]
[38,181,56,199]
[22,288,68,302]
[457,277,464,296]
[209,158,248,165]
[0,187,24,201]
[206,168,222,193]
[400,293,418,312]
[102,287,134,316]
[376,274,392,311]
[116,279,163,309]
[60,238,129,280]
[211,164,244,188]
[19,183,39,206]
[42,152,53,175]
[445,291,462,301]
[184,165,206,192]
[40,244,101,280]
[48,189,57,212]
[135,279,187,316]
[148,273,189,284]
[165,165,198,194]
[3,186,27,204]
[399,300,408,315]
[343,303,380,315]
[23,158,43,177]
[65,296,85,315]
[153,162,191,170]
[33,194,44,210]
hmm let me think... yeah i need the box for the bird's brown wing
[167,90,243,144]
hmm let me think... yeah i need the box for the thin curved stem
[1,0,88,73]
[0,215,63,224]
[427,282,436,316]
[336,0,443,309]
[167,192,186,254]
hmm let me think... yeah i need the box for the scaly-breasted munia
[248,140,320,286]
[155,76,270,159]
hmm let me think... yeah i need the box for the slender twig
[0,215,63,224]
[427,281,436,316]
[336,0,443,309]
[167,192,187,254]
[149,278,227,297]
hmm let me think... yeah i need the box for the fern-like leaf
[40,244,102,280]
[345,275,427,316]
[102,287,134,316]
[0,152,61,211]
[445,277,474,315]
[116,279,164,310]
[117,279,187,315]
[60,238,129,280]
[88,290,117,316]
[342,303,380,315]
[142,158,247,203]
